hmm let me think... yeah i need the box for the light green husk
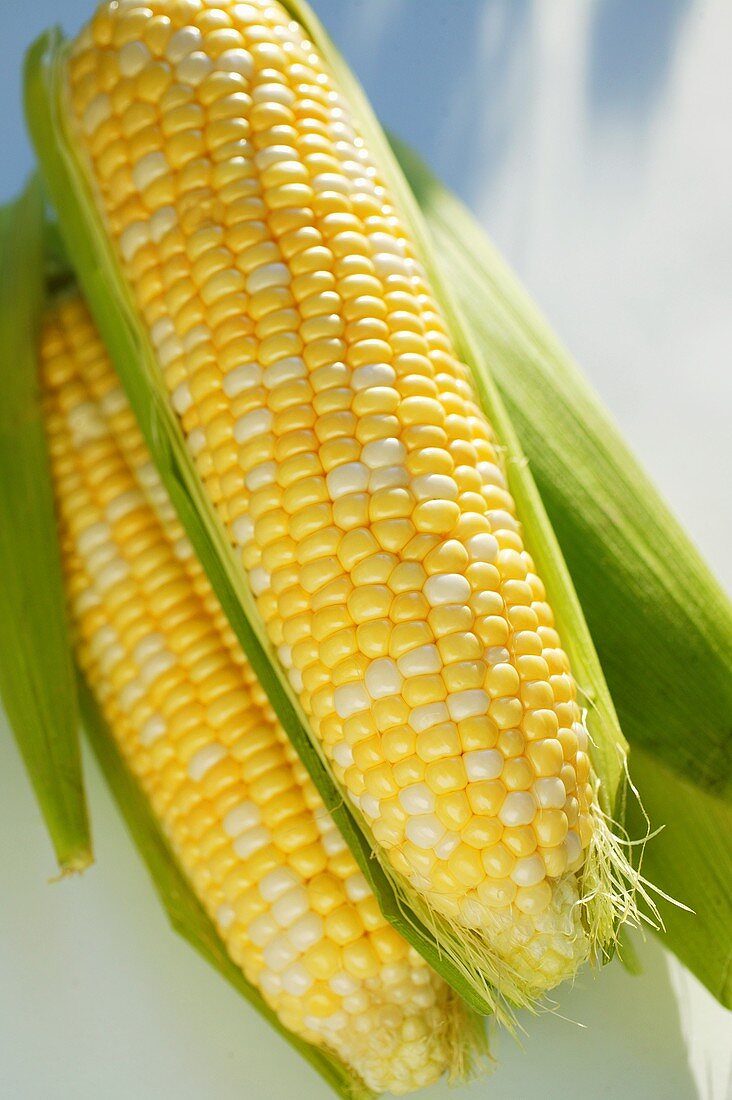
[391,140,732,1006]
[0,180,91,874]
[25,3,645,1017]
[626,749,732,1006]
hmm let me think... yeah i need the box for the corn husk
[0,180,91,874]
[391,139,732,1006]
[24,4,642,1016]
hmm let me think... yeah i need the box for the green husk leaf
[391,138,732,1002]
[43,215,76,293]
[0,178,91,874]
[24,27,494,1021]
[626,748,732,1007]
[26,5,641,1015]
[77,676,373,1100]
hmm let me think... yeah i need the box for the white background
[1,2,730,1098]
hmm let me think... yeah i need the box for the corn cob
[46,0,615,1000]
[41,292,475,1096]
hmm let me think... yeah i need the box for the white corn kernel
[234,408,273,442]
[119,221,150,262]
[351,363,395,390]
[119,40,150,77]
[397,644,441,677]
[405,815,445,850]
[535,778,567,809]
[361,438,406,469]
[217,48,254,77]
[411,474,458,502]
[264,934,299,974]
[222,800,260,837]
[281,962,314,996]
[465,533,499,562]
[272,886,310,928]
[447,690,489,722]
[288,913,324,952]
[260,867,300,903]
[365,658,402,699]
[176,51,213,84]
[216,904,235,931]
[359,793,381,820]
[334,682,370,718]
[512,854,545,887]
[246,262,290,294]
[344,873,370,903]
[399,783,435,815]
[500,791,537,827]
[263,357,306,388]
[408,703,449,732]
[132,632,165,665]
[464,749,503,781]
[248,913,279,948]
[423,574,470,606]
[222,363,263,398]
[187,742,227,781]
[132,152,169,192]
[326,462,369,499]
[332,741,354,768]
[232,826,270,859]
[166,26,203,63]
[231,514,254,546]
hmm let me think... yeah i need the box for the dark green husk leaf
[77,676,373,1100]
[626,748,732,1006]
[391,138,732,1004]
[0,178,91,873]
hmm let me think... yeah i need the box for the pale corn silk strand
[66,0,598,992]
[41,295,469,1096]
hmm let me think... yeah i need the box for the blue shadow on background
[587,0,691,121]
[316,0,531,205]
